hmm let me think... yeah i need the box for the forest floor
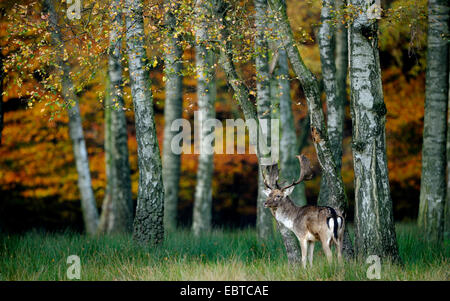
[0,223,448,280]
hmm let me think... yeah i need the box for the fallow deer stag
[262,155,344,268]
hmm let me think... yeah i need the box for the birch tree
[125,0,164,244]
[268,0,353,257]
[334,0,348,120]
[162,0,184,232]
[317,0,345,205]
[446,48,450,241]
[276,49,308,207]
[192,0,216,236]
[255,0,274,240]
[98,0,133,234]
[44,0,99,235]
[419,0,449,242]
[348,0,399,259]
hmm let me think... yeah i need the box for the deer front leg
[308,241,315,267]
[320,237,333,264]
[299,238,308,268]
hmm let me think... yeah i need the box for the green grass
[0,223,448,280]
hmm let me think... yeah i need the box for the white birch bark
[255,0,275,240]
[44,0,99,235]
[192,0,216,236]
[162,0,183,232]
[98,0,133,234]
[349,0,399,259]
[125,0,164,244]
[446,46,450,241]
[317,0,344,205]
[419,0,449,242]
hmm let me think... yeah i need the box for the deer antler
[280,154,314,191]
[261,163,279,189]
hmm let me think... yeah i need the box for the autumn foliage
[0,0,429,231]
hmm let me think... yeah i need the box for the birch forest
[0,0,448,281]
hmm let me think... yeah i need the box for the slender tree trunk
[446,47,450,241]
[419,0,449,243]
[98,0,134,234]
[334,0,348,118]
[348,0,399,260]
[192,0,216,236]
[125,0,164,245]
[255,0,274,240]
[257,167,274,239]
[44,0,99,235]
[98,78,114,233]
[317,0,344,205]
[162,0,183,232]
[277,49,307,206]
[268,0,353,258]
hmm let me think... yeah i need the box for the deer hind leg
[320,236,333,264]
[336,234,343,264]
[308,241,315,267]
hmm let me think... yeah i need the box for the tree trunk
[125,0,164,245]
[257,167,274,239]
[98,0,134,234]
[44,0,99,235]
[98,79,114,233]
[348,0,399,260]
[419,0,449,243]
[334,0,348,121]
[277,48,307,206]
[446,46,450,241]
[268,0,353,258]
[317,0,345,205]
[255,0,274,240]
[162,0,183,232]
[192,0,216,236]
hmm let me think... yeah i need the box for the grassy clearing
[0,223,448,280]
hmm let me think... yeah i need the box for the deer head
[262,155,314,209]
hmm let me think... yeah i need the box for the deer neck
[274,197,297,231]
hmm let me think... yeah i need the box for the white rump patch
[275,210,294,230]
[337,217,343,229]
[327,217,334,230]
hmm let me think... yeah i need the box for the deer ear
[283,186,295,197]
[262,188,271,197]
